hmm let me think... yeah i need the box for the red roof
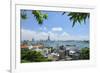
[21,44,28,49]
[21,44,44,49]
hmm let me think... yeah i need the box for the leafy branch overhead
[21,10,27,19]
[21,10,48,25]
[21,10,89,27]
[62,12,90,27]
[32,10,48,24]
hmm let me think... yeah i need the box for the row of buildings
[21,43,80,61]
[21,35,81,61]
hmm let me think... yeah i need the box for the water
[33,40,89,49]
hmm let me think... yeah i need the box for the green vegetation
[32,10,48,24]
[68,12,89,27]
[50,47,55,53]
[21,48,52,63]
[21,10,89,27]
[21,10,27,19]
[62,12,89,27]
[21,10,90,61]
[79,47,90,59]
[21,10,48,25]
[21,47,90,62]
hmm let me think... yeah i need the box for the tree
[62,12,90,27]
[32,10,48,24]
[21,49,52,63]
[21,10,89,27]
[21,48,30,59]
[79,48,90,59]
[21,10,27,19]
[21,10,48,25]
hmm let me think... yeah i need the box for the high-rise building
[32,38,35,42]
[47,35,50,41]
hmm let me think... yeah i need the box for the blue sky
[21,10,89,41]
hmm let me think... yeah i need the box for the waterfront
[21,39,89,62]
[20,10,90,63]
[22,39,89,50]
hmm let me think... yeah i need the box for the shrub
[79,48,90,60]
[21,49,51,63]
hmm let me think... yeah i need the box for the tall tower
[32,38,34,42]
[47,35,50,41]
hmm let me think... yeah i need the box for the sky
[20,10,90,41]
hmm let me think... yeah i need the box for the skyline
[21,10,90,41]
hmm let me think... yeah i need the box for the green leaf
[67,12,90,27]
[43,14,48,19]
[21,14,27,19]
[21,10,27,19]
[32,10,48,25]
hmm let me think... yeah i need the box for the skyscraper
[47,35,50,41]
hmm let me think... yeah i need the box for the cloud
[21,29,48,41]
[39,27,47,31]
[21,28,89,41]
[21,29,36,41]
[52,27,62,32]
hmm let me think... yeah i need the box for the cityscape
[21,10,90,63]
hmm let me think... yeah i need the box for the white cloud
[21,29,36,41]
[39,27,47,31]
[21,29,48,41]
[52,27,62,32]
[21,28,89,41]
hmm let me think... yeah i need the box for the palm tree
[62,12,90,27]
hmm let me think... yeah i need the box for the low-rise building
[21,44,28,49]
